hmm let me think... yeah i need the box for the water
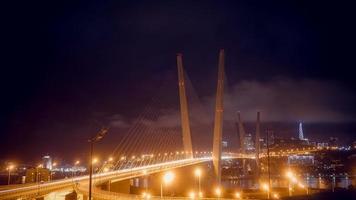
[222,175,354,190]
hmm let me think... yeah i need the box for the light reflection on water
[222,175,354,190]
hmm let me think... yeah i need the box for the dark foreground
[281,189,356,200]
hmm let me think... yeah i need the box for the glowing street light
[273,193,279,199]
[161,171,175,198]
[198,192,203,198]
[262,183,269,199]
[75,160,80,165]
[108,157,113,162]
[235,192,241,199]
[285,170,295,196]
[286,170,294,179]
[88,127,109,200]
[7,165,14,185]
[189,191,196,199]
[194,168,202,196]
[215,187,222,199]
[163,171,175,184]
[92,158,98,164]
[142,192,151,199]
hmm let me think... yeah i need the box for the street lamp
[262,183,269,199]
[36,164,42,183]
[161,171,175,198]
[189,191,196,199]
[7,165,14,185]
[88,127,109,200]
[272,193,279,199]
[285,170,297,196]
[50,162,57,181]
[215,187,222,199]
[194,168,202,196]
[235,192,241,199]
[70,160,80,181]
[142,192,152,200]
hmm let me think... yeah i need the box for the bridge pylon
[212,49,225,185]
[177,53,193,159]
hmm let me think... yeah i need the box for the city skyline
[1,1,356,166]
[0,2,355,198]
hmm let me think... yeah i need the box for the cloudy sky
[1,0,355,162]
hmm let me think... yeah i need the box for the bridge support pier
[177,53,193,158]
[109,179,131,194]
[65,191,77,200]
[212,49,225,186]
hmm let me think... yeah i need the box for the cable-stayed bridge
[0,50,318,200]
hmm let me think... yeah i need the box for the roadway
[0,157,211,199]
[0,149,316,199]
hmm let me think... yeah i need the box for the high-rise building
[244,133,255,152]
[42,155,52,170]
[299,122,304,140]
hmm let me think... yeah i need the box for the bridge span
[0,149,316,199]
[0,157,214,199]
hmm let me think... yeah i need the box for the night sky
[1,1,356,163]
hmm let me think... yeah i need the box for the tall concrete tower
[177,54,193,158]
[212,49,225,186]
[255,111,261,174]
[299,122,304,140]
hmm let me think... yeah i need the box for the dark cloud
[124,78,356,130]
[222,78,356,122]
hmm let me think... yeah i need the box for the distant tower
[299,122,304,140]
[212,49,225,186]
[42,155,52,170]
[176,54,193,158]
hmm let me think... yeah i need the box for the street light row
[142,168,246,200]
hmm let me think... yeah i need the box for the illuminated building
[25,168,50,183]
[299,122,304,140]
[244,133,255,152]
[42,155,52,170]
[287,155,314,166]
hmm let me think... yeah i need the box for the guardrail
[0,158,211,199]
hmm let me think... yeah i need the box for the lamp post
[36,164,42,183]
[161,171,175,198]
[7,165,14,185]
[194,168,202,197]
[215,187,222,200]
[74,160,80,177]
[51,162,57,181]
[266,130,271,199]
[88,127,108,200]
[286,170,293,196]
[262,183,269,199]
[235,192,241,199]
